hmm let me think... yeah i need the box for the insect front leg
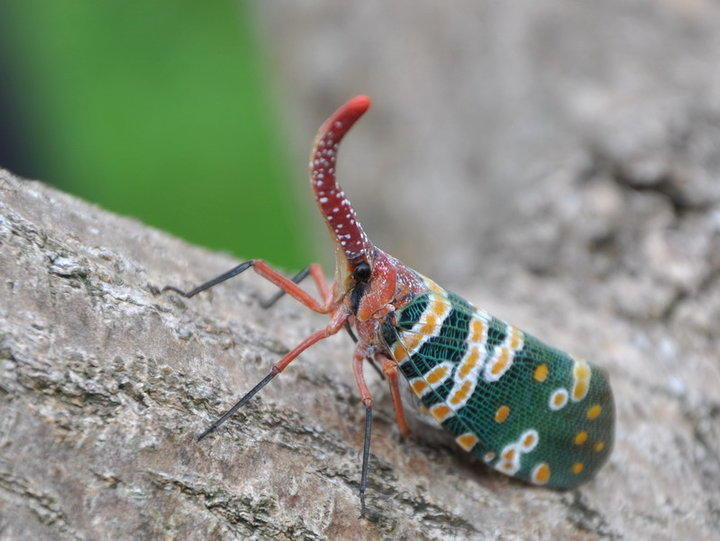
[162,259,333,313]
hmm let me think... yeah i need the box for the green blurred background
[0,1,311,270]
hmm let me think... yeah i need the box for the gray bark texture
[1,1,720,538]
[1,151,720,540]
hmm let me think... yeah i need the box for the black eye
[352,262,371,282]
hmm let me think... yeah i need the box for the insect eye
[352,262,371,282]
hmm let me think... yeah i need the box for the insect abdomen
[383,276,615,489]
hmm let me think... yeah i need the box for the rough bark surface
[1,143,719,541]
[2,5,720,536]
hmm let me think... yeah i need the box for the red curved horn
[310,96,372,264]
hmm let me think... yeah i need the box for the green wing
[383,287,615,489]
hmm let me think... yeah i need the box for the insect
[163,96,615,514]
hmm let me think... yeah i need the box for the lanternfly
[163,96,615,514]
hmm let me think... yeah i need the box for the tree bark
[0,162,718,540]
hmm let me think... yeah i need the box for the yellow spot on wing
[549,388,569,410]
[426,364,450,384]
[508,327,524,350]
[594,441,605,452]
[495,405,510,423]
[572,381,588,401]
[522,432,536,448]
[449,380,473,406]
[496,444,521,475]
[531,462,551,485]
[457,346,481,379]
[571,358,591,402]
[456,433,479,451]
[392,336,419,362]
[423,277,446,295]
[587,404,602,420]
[429,403,452,422]
[421,315,438,335]
[431,301,447,317]
[470,319,486,342]
[410,379,429,395]
[534,364,548,382]
[571,462,584,474]
[574,431,588,445]
[574,361,591,380]
[491,348,510,375]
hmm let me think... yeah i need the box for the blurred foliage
[1,1,311,269]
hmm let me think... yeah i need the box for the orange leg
[353,350,374,408]
[379,356,411,439]
[252,260,332,313]
[197,307,348,440]
[308,263,333,307]
[273,307,347,372]
[163,259,334,314]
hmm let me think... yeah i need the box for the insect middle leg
[163,259,333,313]
[379,355,411,439]
[259,263,332,309]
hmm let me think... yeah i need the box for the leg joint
[381,358,398,375]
